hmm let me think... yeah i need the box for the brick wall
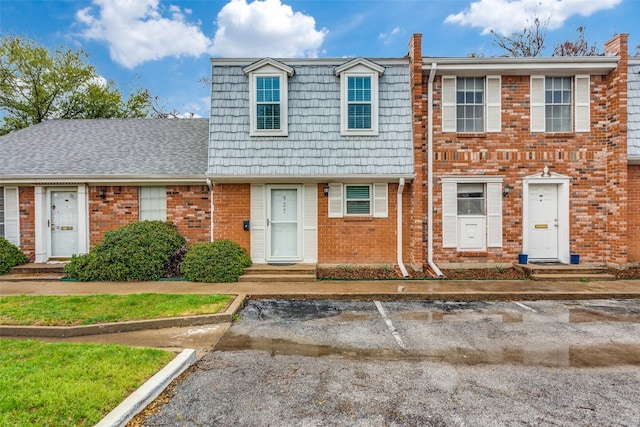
[318,183,410,264]
[212,183,251,253]
[18,186,35,261]
[89,186,139,247]
[413,33,629,266]
[629,165,640,262]
[167,185,211,243]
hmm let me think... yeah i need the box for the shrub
[181,240,252,283]
[0,238,29,275]
[65,221,186,281]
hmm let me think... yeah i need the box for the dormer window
[335,58,384,136]
[244,59,294,137]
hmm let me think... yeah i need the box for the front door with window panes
[267,187,301,262]
[457,183,486,250]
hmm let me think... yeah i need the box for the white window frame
[442,75,501,133]
[344,184,372,216]
[139,186,167,221]
[335,59,384,136]
[244,59,294,137]
[441,177,503,250]
[328,183,388,218]
[530,75,590,133]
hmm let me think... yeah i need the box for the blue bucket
[570,254,580,265]
[518,254,528,264]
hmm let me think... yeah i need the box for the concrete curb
[0,294,247,338]
[95,349,197,427]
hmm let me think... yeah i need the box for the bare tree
[491,16,549,57]
[552,27,600,56]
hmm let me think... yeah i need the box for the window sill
[343,216,373,222]
[543,132,575,138]
[456,251,488,257]
[455,133,487,139]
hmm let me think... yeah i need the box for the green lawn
[0,293,233,325]
[0,339,174,426]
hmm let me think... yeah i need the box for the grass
[0,339,174,426]
[0,293,233,326]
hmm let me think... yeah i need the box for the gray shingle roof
[208,59,414,180]
[0,118,209,180]
[629,59,640,158]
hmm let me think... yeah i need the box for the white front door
[528,184,558,260]
[266,186,301,262]
[49,190,79,258]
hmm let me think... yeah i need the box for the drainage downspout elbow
[427,63,444,278]
[397,178,409,278]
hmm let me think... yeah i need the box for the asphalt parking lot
[141,299,640,426]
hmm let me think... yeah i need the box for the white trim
[302,184,318,263]
[35,187,46,262]
[522,172,570,264]
[250,184,266,263]
[247,64,290,137]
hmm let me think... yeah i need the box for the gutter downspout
[427,63,444,277]
[206,178,214,242]
[397,178,409,278]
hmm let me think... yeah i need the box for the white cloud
[445,0,622,36]
[210,0,328,57]
[76,0,212,68]
[379,27,402,45]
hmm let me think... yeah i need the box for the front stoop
[516,264,616,281]
[240,264,317,282]
[4,263,67,281]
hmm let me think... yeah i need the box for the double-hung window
[327,183,388,218]
[335,58,384,136]
[139,186,167,221]
[345,185,371,215]
[442,75,501,133]
[244,59,293,137]
[530,75,590,133]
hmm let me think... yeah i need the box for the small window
[256,76,281,130]
[456,77,484,132]
[0,187,5,238]
[545,77,572,132]
[139,186,167,221]
[347,76,372,129]
[345,185,371,215]
[457,183,485,216]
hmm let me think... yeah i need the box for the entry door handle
[266,218,270,227]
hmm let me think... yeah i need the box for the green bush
[0,238,29,275]
[65,221,186,281]
[181,240,252,283]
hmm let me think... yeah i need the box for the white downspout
[206,178,214,242]
[396,178,409,278]
[428,63,444,277]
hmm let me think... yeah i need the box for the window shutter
[530,75,545,132]
[328,183,343,218]
[486,75,501,132]
[250,184,265,263]
[441,76,457,133]
[442,181,457,248]
[4,187,20,246]
[574,75,590,133]
[486,182,503,248]
[372,183,388,218]
[139,186,167,221]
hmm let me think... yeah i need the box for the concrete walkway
[2,277,640,300]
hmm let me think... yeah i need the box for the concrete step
[9,263,66,274]
[530,273,617,282]
[239,273,317,283]
[1,272,66,281]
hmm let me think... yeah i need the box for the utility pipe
[206,178,214,242]
[427,63,444,277]
[396,178,409,278]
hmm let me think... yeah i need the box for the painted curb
[95,348,197,427]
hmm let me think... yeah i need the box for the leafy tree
[0,35,152,135]
[552,27,600,56]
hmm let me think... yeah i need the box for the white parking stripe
[514,301,537,313]
[374,301,406,349]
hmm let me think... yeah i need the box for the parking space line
[374,301,406,349]
[514,302,537,313]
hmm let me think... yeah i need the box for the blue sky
[1,0,638,117]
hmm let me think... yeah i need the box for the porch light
[502,184,512,198]
[324,184,330,197]
[98,187,106,199]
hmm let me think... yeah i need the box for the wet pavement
[142,299,640,426]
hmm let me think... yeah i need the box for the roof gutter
[427,63,444,278]
[396,178,409,278]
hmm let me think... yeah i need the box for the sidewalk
[3,277,640,300]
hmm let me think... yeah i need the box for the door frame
[522,173,570,264]
[265,184,303,263]
[34,185,89,262]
